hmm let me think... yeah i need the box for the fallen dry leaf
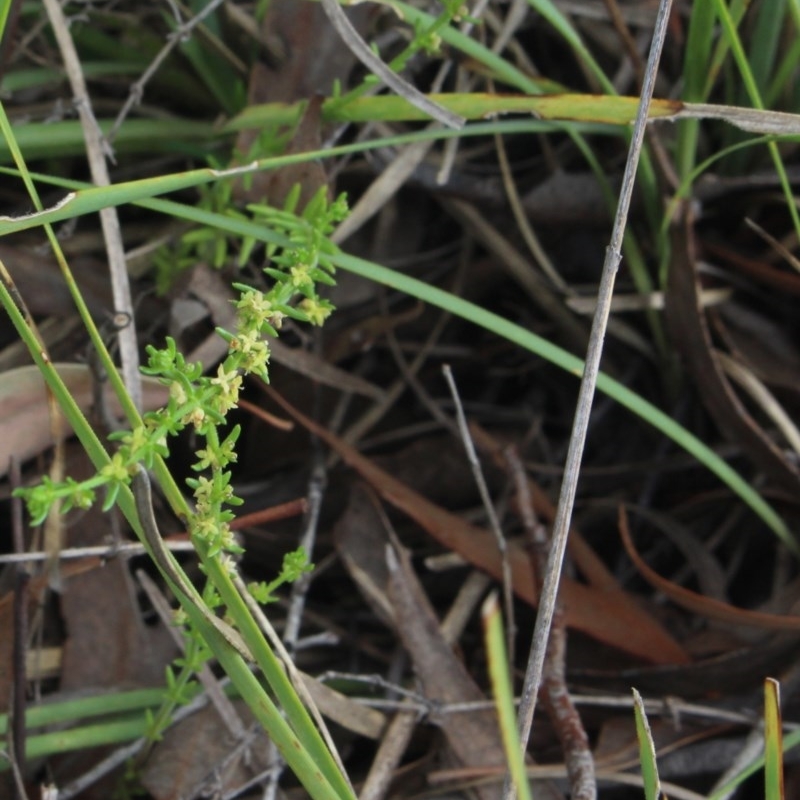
[0,364,169,479]
[141,700,271,800]
[619,506,800,632]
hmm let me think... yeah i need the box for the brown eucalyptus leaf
[573,634,800,698]
[59,449,173,692]
[0,364,169,478]
[619,507,800,632]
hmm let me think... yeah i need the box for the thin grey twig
[294,631,339,650]
[381,289,456,434]
[184,723,263,800]
[43,0,142,410]
[311,691,781,729]
[318,671,431,706]
[0,539,201,565]
[330,2,485,244]
[319,0,465,130]
[442,364,516,665]
[336,302,453,448]
[282,459,326,652]
[0,747,29,800]
[505,446,595,799]
[222,760,283,800]
[507,0,675,795]
[162,0,183,25]
[360,708,418,800]
[108,0,228,142]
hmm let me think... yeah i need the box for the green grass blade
[708,730,800,800]
[0,89,681,164]
[330,250,795,554]
[664,133,784,222]
[0,146,791,551]
[749,0,786,98]
[765,678,785,800]
[702,0,749,102]
[0,689,169,737]
[676,1,717,178]
[766,33,800,107]
[0,115,625,237]
[711,0,800,240]
[0,0,12,37]
[6,718,150,763]
[170,12,243,115]
[524,0,615,94]
[482,593,532,800]
[632,689,661,800]
[0,117,217,160]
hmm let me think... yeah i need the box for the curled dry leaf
[619,506,800,632]
[665,203,800,498]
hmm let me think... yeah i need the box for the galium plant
[15,184,344,683]
[9,183,350,793]
[16,184,347,528]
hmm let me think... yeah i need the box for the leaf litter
[1,1,800,799]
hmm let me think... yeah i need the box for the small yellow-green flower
[236,290,273,328]
[182,406,206,429]
[210,364,242,414]
[289,264,313,291]
[191,514,218,541]
[299,297,333,326]
[100,452,130,484]
[170,381,188,406]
